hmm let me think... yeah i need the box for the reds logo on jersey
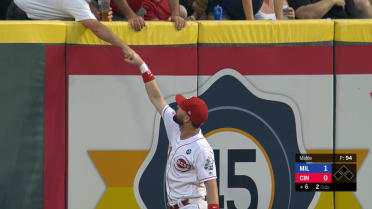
[174,156,191,172]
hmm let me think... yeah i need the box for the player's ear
[184,114,191,123]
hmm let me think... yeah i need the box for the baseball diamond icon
[334,165,354,181]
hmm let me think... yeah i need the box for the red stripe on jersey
[199,176,217,182]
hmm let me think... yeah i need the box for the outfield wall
[0,20,371,209]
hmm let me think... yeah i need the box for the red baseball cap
[175,94,208,126]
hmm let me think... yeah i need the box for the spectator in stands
[167,0,188,29]
[353,0,372,17]
[0,0,11,19]
[188,0,208,19]
[288,0,372,18]
[88,3,114,21]
[255,0,295,19]
[189,0,284,20]
[95,0,146,31]
[180,0,196,18]
[142,0,188,27]
[7,0,134,57]
[103,0,188,30]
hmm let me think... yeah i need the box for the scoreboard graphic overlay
[295,154,356,191]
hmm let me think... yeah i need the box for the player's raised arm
[124,52,168,114]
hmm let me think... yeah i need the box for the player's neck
[180,127,200,140]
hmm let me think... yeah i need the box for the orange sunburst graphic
[307,149,369,209]
[88,151,149,209]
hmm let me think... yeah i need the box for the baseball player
[125,52,220,209]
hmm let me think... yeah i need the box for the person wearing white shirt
[11,0,133,57]
[255,0,295,19]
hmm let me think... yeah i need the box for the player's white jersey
[161,105,217,202]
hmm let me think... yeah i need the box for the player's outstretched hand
[124,51,144,67]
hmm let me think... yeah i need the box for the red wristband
[142,70,155,83]
[208,204,219,209]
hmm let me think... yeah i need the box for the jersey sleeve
[195,148,217,182]
[161,105,179,144]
